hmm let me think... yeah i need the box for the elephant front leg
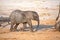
[22,22,27,31]
[27,19,33,32]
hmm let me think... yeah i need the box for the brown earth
[0,25,60,40]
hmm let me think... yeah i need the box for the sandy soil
[0,24,60,40]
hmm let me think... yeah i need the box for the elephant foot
[20,28,26,31]
[29,29,34,32]
[10,28,16,32]
[13,28,18,31]
[10,29,13,32]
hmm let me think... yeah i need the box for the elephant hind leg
[10,23,15,31]
[13,23,19,31]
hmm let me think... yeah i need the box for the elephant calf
[9,10,39,32]
[9,10,33,32]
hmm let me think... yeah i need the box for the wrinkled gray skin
[10,10,33,32]
[9,10,39,32]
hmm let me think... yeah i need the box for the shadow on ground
[0,24,54,31]
[18,25,54,31]
[33,25,54,31]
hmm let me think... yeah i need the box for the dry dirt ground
[0,24,60,40]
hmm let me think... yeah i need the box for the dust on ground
[0,24,60,40]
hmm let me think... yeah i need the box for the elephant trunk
[37,18,39,28]
[35,17,39,31]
